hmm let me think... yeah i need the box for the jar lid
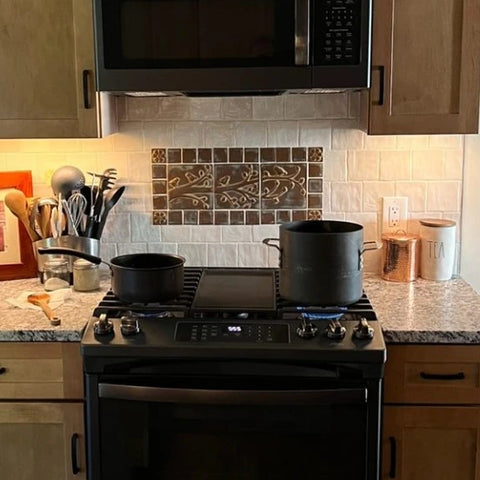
[381,231,419,245]
[73,259,97,270]
[419,218,456,227]
[44,257,68,267]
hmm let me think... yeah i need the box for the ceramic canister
[419,219,456,281]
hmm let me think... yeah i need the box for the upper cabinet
[364,0,480,135]
[0,0,115,138]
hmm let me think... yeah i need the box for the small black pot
[264,220,377,306]
[37,248,185,303]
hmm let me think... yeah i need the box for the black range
[82,267,386,480]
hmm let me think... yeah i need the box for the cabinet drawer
[384,345,480,404]
[0,343,83,400]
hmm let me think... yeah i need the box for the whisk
[67,191,88,235]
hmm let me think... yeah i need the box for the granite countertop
[1,272,480,344]
[363,273,480,344]
[0,275,111,341]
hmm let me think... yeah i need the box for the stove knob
[296,315,318,339]
[94,313,114,336]
[120,316,140,336]
[325,319,346,340]
[353,317,374,340]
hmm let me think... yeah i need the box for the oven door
[94,0,312,92]
[85,362,374,480]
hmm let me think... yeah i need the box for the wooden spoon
[27,293,61,326]
[4,189,40,241]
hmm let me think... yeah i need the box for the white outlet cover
[381,196,408,234]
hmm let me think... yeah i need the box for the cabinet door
[0,402,85,480]
[0,0,98,138]
[382,406,480,480]
[367,0,480,135]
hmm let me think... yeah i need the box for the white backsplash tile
[379,151,411,180]
[207,243,238,266]
[252,96,284,120]
[0,95,466,274]
[178,243,208,266]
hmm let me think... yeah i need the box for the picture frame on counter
[0,171,37,280]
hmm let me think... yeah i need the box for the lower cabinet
[383,406,480,479]
[0,402,85,480]
[383,345,480,480]
[0,343,85,480]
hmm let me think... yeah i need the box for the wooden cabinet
[0,0,115,138]
[0,343,85,480]
[383,345,480,479]
[364,0,480,135]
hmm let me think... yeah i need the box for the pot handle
[262,238,281,252]
[37,247,107,266]
[361,241,381,254]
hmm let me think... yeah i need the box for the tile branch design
[262,165,306,205]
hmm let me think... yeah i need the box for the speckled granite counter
[0,275,110,341]
[1,272,480,344]
[363,273,480,344]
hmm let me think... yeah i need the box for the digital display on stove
[175,322,289,343]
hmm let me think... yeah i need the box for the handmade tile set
[151,146,323,225]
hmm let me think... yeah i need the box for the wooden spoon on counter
[27,293,61,326]
[4,189,40,241]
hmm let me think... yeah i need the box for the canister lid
[73,259,98,270]
[419,218,456,227]
[381,231,419,245]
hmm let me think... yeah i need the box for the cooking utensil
[37,248,185,303]
[38,197,57,239]
[62,199,79,236]
[67,191,87,234]
[85,168,118,237]
[51,166,86,198]
[4,189,40,241]
[92,186,125,239]
[27,293,61,326]
[263,220,379,306]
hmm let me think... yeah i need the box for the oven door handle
[98,384,367,405]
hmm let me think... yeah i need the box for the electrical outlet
[381,197,408,233]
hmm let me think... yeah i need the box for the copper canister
[381,231,420,282]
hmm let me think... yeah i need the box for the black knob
[353,317,374,340]
[94,313,114,336]
[325,319,346,340]
[296,315,318,339]
[120,316,140,336]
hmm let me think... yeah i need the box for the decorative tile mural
[151,147,323,225]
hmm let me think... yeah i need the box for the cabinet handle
[71,433,80,475]
[388,436,397,478]
[420,371,465,381]
[373,65,385,106]
[82,70,91,109]
[0,367,6,375]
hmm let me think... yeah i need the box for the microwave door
[95,0,313,93]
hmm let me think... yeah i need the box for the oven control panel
[175,322,289,343]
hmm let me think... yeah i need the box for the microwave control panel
[316,0,361,65]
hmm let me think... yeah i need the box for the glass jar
[73,259,100,292]
[42,258,70,284]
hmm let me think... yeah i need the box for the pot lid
[381,230,419,245]
[419,218,456,227]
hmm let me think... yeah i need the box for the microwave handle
[98,383,366,405]
[295,0,310,65]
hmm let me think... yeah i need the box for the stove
[82,267,386,371]
[82,267,386,480]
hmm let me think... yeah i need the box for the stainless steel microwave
[93,0,372,95]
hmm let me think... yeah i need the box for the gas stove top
[82,267,386,367]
